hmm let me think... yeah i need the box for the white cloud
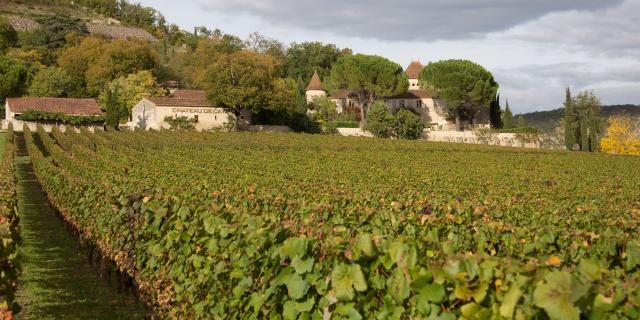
[198,0,621,41]
[495,0,640,56]
[138,0,640,113]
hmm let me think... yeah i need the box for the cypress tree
[563,87,577,150]
[503,101,514,129]
[580,117,590,152]
[104,87,121,130]
[489,94,502,129]
[573,90,602,152]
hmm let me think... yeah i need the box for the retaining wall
[2,120,99,133]
[247,125,292,133]
[336,127,540,148]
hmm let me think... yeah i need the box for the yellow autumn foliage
[600,115,640,156]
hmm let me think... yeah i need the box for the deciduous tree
[600,114,640,155]
[202,50,280,130]
[327,54,408,126]
[420,59,498,131]
[86,39,158,96]
[28,66,82,98]
[283,42,345,92]
[57,37,108,94]
[309,96,338,122]
[0,17,17,52]
[0,56,30,102]
[100,70,166,120]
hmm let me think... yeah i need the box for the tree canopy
[502,101,514,129]
[0,56,30,102]
[58,37,158,97]
[420,59,498,130]
[99,70,166,121]
[327,54,408,125]
[28,66,82,98]
[563,87,578,150]
[283,42,347,92]
[600,114,640,155]
[573,90,602,152]
[0,17,18,52]
[393,109,424,140]
[365,101,394,138]
[202,50,282,129]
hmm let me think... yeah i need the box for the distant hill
[520,104,640,133]
[518,105,640,149]
[0,1,157,41]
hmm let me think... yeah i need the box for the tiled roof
[405,60,424,79]
[146,97,215,108]
[168,90,207,101]
[6,97,102,115]
[327,89,432,100]
[386,89,432,100]
[161,80,180,89]
[306,70,325,91]
[328,89,355,99]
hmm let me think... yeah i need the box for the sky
[137,0,639,114]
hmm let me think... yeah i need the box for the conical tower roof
[405,60,424,79]
[306,70,325,91]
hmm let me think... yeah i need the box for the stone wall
[336,127,540,148]
[336,128,373,137]
[247,125,291,133]
[423,130,540,148]
[4,119,99,133]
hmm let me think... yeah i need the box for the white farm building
[306,60,490,130]
[127,90,245,131]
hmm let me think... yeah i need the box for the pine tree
[563,87,577,150]
[489,94,502,129]
[502,101,514,129]
[517,114,526,128]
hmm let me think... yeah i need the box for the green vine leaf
[533,271,580,320]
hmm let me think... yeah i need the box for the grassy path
[13,133,147,320]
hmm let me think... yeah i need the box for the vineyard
[20,125,640,319]
[0,127,20,319]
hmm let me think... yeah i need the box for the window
[400,100,405,108]
[194,115,199,123]
[417,100,422,108]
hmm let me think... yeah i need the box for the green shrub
[164,116,196,130]
[16,110,104,125]
[333,121,359,128]
[393,109,424,139]
[365,101,393,138]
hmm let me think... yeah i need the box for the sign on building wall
[171,108,226,114]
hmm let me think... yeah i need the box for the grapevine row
[25,125,640,319]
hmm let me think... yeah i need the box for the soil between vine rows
[13,133,147,320]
